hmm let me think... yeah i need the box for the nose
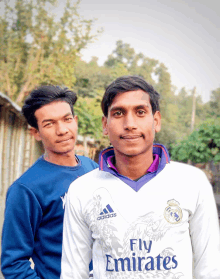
[124,112,137,130]
[56,122,68,135]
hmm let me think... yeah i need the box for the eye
[113,111,123,117]
[65,117,73,122]
[44,122,53,128]
[137,110,146,116]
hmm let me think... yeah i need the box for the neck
[44,150,77,167]
[115,151,153,180]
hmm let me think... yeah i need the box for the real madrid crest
[164,199,183,224]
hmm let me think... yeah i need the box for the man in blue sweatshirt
[1,85,98,279]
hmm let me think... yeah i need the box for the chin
[119,148,143,157]
[55,147,75,155]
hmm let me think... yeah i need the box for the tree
[171,87,208,140]
[0,0,101,104]
[104,40,158,84]
[104,40,136,68]
[208,88,220,118]
[75,95,103,138]
[74,95,105,154]
[73,57,112,98]
[170,119,220,164]
[153,63,178,147]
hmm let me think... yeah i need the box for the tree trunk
[83,135,88,157]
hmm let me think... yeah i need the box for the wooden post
[13,117,19,182]
[22,126,31,173]
[1,108,9,196]
[14,118,23,181]
[83,135,88,157]
[188,87,196,165]
[0,106,5,196]
[190,87,196,132]
[9,113,16,185]
[29,131,35,166]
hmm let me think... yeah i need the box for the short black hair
[101,75,160,117]
[22,85,77,129]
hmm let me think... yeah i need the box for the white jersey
[61,160,220,279]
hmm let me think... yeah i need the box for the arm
[1,183,42,279]
[189,173,220,279]
[61,190,92,279]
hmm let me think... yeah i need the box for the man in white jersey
[61,76,220,279]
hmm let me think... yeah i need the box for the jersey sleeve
[1,183,42,279]
[189,171,220,279]
[61,187,92,279]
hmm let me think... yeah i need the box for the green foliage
[104,40,136,69]
[74,96,103,139]
[73,57,112,98]
[153,63,177,147]
[207,88,220,118]
[172,87,208,139]
[0,0,101,104]
[171,119,220,164]
[104,40,158,85]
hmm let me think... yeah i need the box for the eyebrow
[109,106,124,113]
[41,113,73,124]
[136,105,150,110]
[110,104,150,113]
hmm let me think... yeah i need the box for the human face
[102,90,161,159]
[30,101,78,159]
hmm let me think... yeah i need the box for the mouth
[56,137,73,143]
[120,134,143,140]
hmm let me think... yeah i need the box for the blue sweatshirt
[1,155,98,279]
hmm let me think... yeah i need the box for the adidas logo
[97,204,117,221]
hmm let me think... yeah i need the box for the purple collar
[107,154,159,173]
[99,144,170,192]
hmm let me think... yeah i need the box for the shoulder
[161,162,215,210]
[6,179,41,208]
[77,155,98,169]
[7,158,45,192]
[165,161,211,191]
[68,168,104,196]
[7,156,68,193]
[10,157,45,187]
[168,161,207,177]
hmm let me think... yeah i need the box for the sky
[1,0,219,103]
[76,0,219,103]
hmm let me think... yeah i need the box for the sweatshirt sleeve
[61,188,92,279]
[189,172,220,279]
[1,183,42,279]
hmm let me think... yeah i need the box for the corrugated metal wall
[0,107,39,196]
[0,102,43,256]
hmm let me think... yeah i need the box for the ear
[29,127,42,141]
[153,111,161,133]
[102,116,108,136]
